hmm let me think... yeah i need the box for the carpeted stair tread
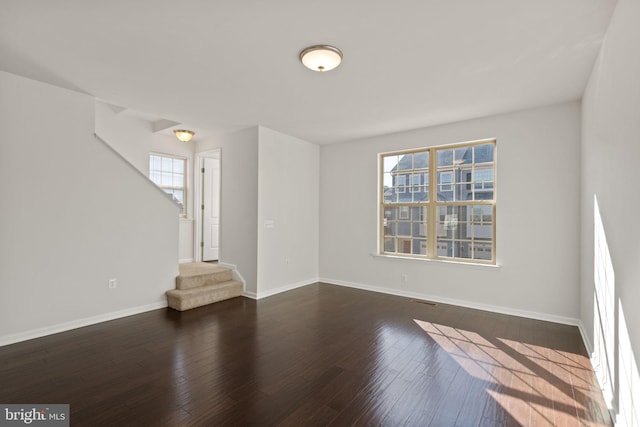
[166,280,242,311]
[167,262,242,311]
[178,262,228,278]
[176,262,232,290]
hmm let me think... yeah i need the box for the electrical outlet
[108,279,117,289]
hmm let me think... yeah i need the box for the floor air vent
[413,299,437,306]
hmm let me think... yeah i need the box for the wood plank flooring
[0,283,611,426]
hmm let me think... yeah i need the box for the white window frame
[411,173,421,192]
[149,153,188,218]
[398,206,410,220]
[396,174,406,193]
[439,170,453,192]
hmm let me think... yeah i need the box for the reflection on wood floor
[0,283,611,426]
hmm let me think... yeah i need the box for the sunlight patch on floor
[413,319,609,426]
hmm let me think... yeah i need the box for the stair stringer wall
[0,71,179,345]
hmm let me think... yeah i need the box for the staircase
[166,262,242,311]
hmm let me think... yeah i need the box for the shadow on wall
[592,194,640,425]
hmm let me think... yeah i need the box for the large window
[149,153,187,217]
[380,139,496,264]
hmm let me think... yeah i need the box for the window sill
[370,253,501,269]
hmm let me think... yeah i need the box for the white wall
[0,71,178,344]
[257,127,319,296]
[581,0,640,423]
[320,102,582,322]
[94,102,195,262]
[197,127,259,295]
[94,101,154,173]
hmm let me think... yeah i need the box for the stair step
[176,262,233,290]
[166,280,242,311]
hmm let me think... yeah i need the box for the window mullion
[379,155,385,254]
[428,148,437,259]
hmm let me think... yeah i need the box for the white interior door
[202,157,220,261]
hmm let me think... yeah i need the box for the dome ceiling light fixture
[173,129,195,143]
[299,45,343,72]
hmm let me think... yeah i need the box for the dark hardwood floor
[0,283,611,426]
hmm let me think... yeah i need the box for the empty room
[1,0,638,426]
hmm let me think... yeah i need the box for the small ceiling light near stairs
[299,45,343,72]
[174,129,195,142]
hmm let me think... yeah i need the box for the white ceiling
[0,0,616,144]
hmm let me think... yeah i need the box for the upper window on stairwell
[149,153,187,217]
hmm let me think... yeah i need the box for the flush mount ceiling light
[173,129,195,142]
[299,45,343,72]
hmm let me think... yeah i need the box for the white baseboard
[255,278,319,300]
[179,258,195,264]
[219,262,314,300]
[0,278,588,353]
[319,277,582,326]
[576,320,617,423]
[242,291,258,299]
[0,301,168,347]
[577,320,594,356]
[217,262,247,295]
